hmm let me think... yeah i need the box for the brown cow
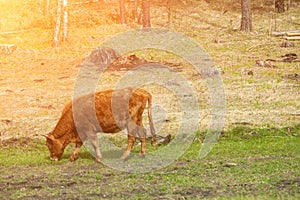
[45,87,157,162]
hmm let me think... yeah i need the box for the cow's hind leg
[70,142,83,161]
[138,127,147,158]
[121,135,136,161]
[88,133,102,163]
[134,115,147,158]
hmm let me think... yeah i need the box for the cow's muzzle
[50,157,59,161]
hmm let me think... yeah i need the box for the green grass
[0,125,299,199]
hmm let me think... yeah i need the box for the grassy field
[0,125,299,199]
[0,0,300,199]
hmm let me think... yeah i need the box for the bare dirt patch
[0,136,39,147]
[284,73,300,81]
[277,179,300,191]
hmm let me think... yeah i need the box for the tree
[275,0,285,13]
[53,0,68,47]
[141,0,151,28]
[62,0,69,42]
[167,0,172,27]
[53,0,63,47]
[134,0,139,22]
[119,0,126,24]
[287,0,291,11]
[240,0,252,32]
[44,0,51,17]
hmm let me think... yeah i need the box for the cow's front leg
[140,138,146,158]
[121,135,136,161]
[70,142,83,161]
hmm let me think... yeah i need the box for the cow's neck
[51,107,74,139]
[51,130,71,147]
[51,115,74,139]
[52,127,71,139]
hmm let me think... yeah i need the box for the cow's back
[56,87,151,136]
[93,87,150,133]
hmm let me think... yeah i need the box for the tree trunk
[275,0,285,13]
[142,0,151,28]
[44,0,51,16]
[167,0,172,27]
[119,0,126,24]
[62,0,68,42]
[287,0,291,11]
[53,0,63,47]
[134,0,138,22]
[240,0,252,32]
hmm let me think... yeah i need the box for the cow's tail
[147,95,157,146]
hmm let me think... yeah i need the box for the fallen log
[286,32,300,36]
[271,30,300,37]
[285,36,300,41]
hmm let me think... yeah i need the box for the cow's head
[45,134,64,161]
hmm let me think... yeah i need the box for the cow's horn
[42,134,52,139]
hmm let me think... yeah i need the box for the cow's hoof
[120,154,130,161]
[140,154,145,158]
[120,156,128,162]
[120,152,130,161]
[120,158,126,162]
[70,155,77,162]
